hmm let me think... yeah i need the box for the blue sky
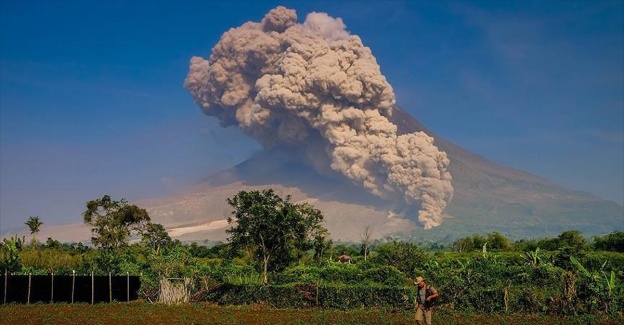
[1,0,622,232]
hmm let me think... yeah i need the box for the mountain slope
[137,105,622,243]
[9,106,620,244]
[389,106,623,239]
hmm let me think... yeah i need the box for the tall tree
[361,225,372,261]
[453,236,475,252]
[374,240,428,276]
[140,222,172,254]
[25,216,43,245]
[226,189,327,284]
[82,195,151,249]
[558,230,588,252]
[487,232,513,251]
[593,231,624,252]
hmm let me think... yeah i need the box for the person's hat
[414,276,424,285]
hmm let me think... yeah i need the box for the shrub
[202,283,415,310]
[360,265,406,286]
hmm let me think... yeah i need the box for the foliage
[360,226,373,261]
[513,239,539,252]
[24,216,43,245]
[520,247,549,268]
[0,235,24,272]
[313,227,332,263]
[331,243,360,259]
[452,233,493,252]
[203,283,415,310]
[82,194,151,249]
[486,232,513,251]
[570,255,622,313]
[593,231,624,252]
[3,198,624,319]
[372,240,428,276]
[20,247,82,274]
[225,189,327,284]
[360,265,406,286]
[140,222,172,254]
[452,236,474,252]
[558,230,588,252]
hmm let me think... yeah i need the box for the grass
[0,302,621,325]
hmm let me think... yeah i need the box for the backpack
[418,285,440,308]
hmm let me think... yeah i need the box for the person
[414,276,439,325]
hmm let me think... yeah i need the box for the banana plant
[603,270,616,298]
[482,242,488,259]
[1,235,24,272]
[569,256,591,277]
[522,247,544,267]
[570,255,618,312]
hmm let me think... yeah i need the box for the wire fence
[1,270,140,304]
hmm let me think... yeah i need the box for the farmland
[2,192,623,323]
[0,303,621,325]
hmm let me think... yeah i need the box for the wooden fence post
[91,271,94,305]
[51,272,54,303]
[27,273,31,304]
[71,270,75,304]
[127,272,129,303]
[109,272,112,303]
[4,269,7,304]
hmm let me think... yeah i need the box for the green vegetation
[1,190,623,322]
[82,195,152,250]
[226,189,328,284]
[24,216,43,245]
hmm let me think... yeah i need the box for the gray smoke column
[184,6,453,229]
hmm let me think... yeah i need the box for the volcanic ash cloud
[184,6,453,229]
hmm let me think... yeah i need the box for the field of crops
[0,302,621,325]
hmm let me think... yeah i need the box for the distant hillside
[6,106,620,244]
[134,105,622,243]
[389,106,623,240]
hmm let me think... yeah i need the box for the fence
[1,271,140,304]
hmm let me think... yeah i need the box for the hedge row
[203,283,416,310]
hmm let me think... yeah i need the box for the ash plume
[184,6,453,229]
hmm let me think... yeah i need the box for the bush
[202,283,415,310]
[318,263,362,284]
[207,264,259,284]
[272,265,323,284]
[318,284,413,310]
[360,265,406,286]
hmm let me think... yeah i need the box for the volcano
[136,105,623,243]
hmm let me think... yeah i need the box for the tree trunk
[263,254,269,284]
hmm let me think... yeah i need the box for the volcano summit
[134,6,624,243]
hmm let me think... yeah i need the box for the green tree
[360,225,372,261]
[537,237,561,251]
[82,195,151,250]
[0,235,24,272]
[140,223,172,254]
[472,234,487,250]
[25,216,43,245]
[487,232,513,251]
[313,226,332,263]
[593,231,624,252]
[226,189,327,284]
[373,240,428,276]
[514,239,538,252]
[453,236,475,252]
[558,230,588,252]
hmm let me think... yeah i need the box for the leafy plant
[570,255,620,313]
[1,235,24,272]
